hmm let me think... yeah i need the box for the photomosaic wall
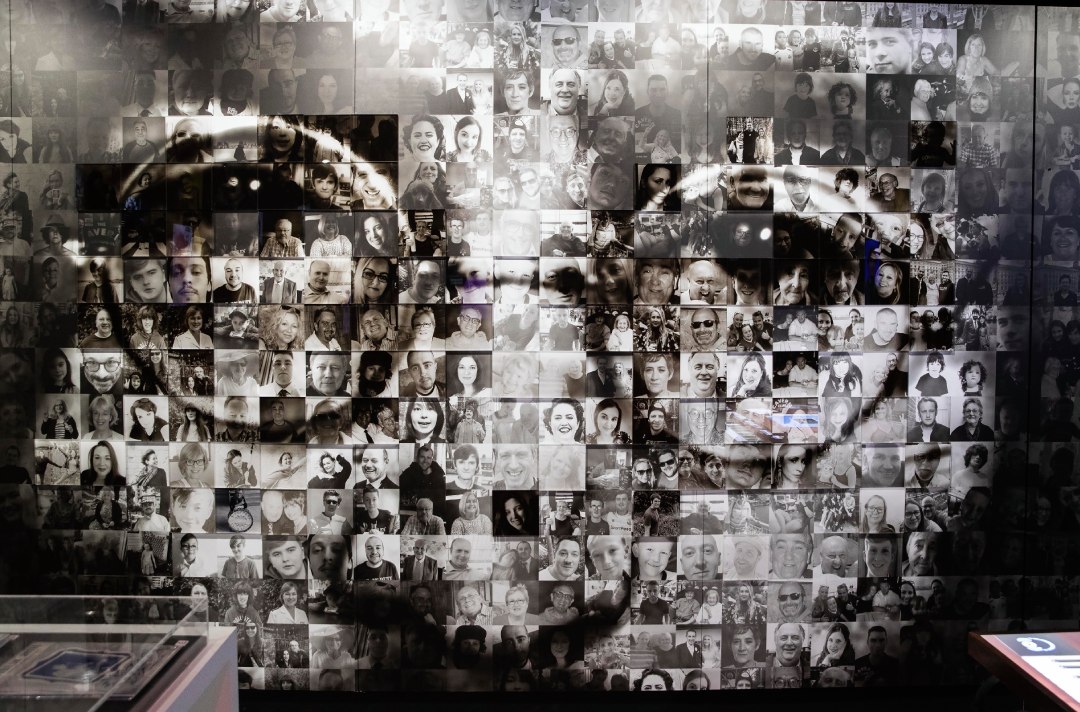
[0,0,1074,694]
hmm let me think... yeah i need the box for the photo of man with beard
[450,624,488,669]
[771,582,812,624]
[355,351,394,398]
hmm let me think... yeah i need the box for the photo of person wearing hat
[217,351,259,396]
[355,351,393,398]
[496,117,539,162]
[213,69,257,117]
[724,535,769,579]
[132,489,170,533]
[214,309,259,350]
[34,214,74,257]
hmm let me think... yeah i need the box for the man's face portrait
[496,445,536,487]
[647,77,669,105]
[739,28,763,61]
[309,534,347,580]
[457,586,484,617]
[84,350,123,393]
[648,408,666,433]
[875,310,899,341]
[734,168,770,209]
[549,68,580,113]
[311,354,346,395]
[359,448,388,482]
[412,261,442,300]
[774,623,804,666]
[519,170,540,197]
[865,28,910,73]
[818,536,849,575]
[308,261,332,292]
[868,446,902,484]
[411,586,433,615]
[776,582,806,620]
[407,351,437,392]
[551,539,581,578]
[868,630,887,655]
[680,535,720,580]
[912,444,940,479]
[501,626,531,664]
[917,399,938,426]
[632,540,673,579]
[450,538,472,568]
[905,533,938,574]
[592,117,629,160]
[770,533,810,577]
[690,308,720,346]
[870,128,894,162]
[724,445,766,489]
[315,310,337,342]
[783,167,811,204]
[547,115,578,162]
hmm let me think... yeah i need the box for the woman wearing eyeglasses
[861,495,896,534]
[171,443,212,488]
[352,257,396,307]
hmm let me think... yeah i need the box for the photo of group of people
[0,0,1073,698]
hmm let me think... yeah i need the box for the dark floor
[239,680,1027,712]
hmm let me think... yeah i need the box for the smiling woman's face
[410,401,437,434]
[409,120,439,159]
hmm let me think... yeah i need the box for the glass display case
[0,597,209,712]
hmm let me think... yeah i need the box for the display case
[0,597,210,712]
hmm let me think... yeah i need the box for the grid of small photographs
[0,0,1071,696]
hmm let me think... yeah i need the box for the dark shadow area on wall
[240,683,1019,711]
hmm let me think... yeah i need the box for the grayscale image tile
[0,0,1076,694]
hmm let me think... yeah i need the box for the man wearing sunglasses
[686,307,723,352]
[654,450,680,490]
[774,581,810,623]
[550,27,585,70]
[310,489,352,536]
[308,400,355,446]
